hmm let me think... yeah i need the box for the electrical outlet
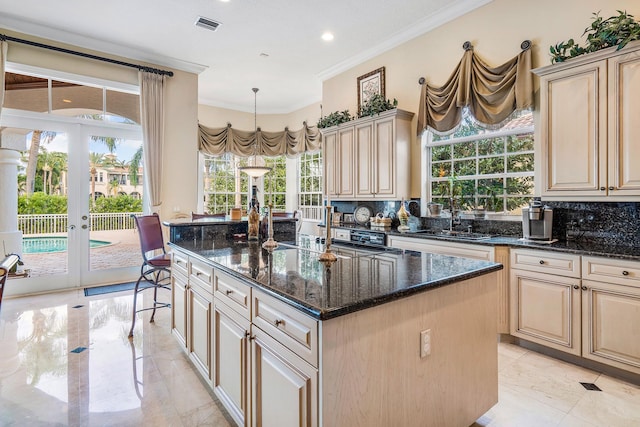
[420,329,431,358]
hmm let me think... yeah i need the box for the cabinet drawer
[172,251,189,277]
[582,256,640,287]
[190,258,214,292]
[510,249,580,278]
[252,289,318,368]
[333,228,351,242]
[215,270,252,319]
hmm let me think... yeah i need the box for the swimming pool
[22,237,111,254]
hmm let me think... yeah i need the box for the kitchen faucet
[449,198,461,231]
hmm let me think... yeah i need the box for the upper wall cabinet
[321,109,414,201]
[533,40,640,201]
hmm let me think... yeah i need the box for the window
[263,156,287,211]
[201,151,323,218]
[203,153,249,215]
[297,152,323,220]
[426,110,534,214]
[4,71,140,124]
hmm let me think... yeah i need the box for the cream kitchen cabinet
[171,249,214,383]
[210,270,319,427]
[533,40,640,200]
[581,256,640,375]
[387,235,511,333]
[322,109,413,200]
[511,249,640,375]
[322,127,354,199]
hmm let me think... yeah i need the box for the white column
[0,148,23,256]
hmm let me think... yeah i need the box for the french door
[5,111,143,295]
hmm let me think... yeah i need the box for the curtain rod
[417,40,531,85]
[0,33,174,77]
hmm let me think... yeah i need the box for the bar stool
[128,213,171,338]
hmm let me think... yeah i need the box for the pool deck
[21,229,143,278]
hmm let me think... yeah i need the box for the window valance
[417,41,533,134]
[198,122,322,158]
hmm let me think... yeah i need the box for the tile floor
[1,288,639,427]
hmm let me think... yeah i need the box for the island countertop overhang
[169,240,503,320]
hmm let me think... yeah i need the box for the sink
[439,231,493,240]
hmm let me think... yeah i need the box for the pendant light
[239,88,272,178]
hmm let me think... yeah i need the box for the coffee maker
[522,200,553,241]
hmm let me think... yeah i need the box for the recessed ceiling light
[322,32,334,41]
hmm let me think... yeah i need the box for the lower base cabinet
[583,280,640,372]
[251,326,318,427]
[511,250,640,375]
[213,300,250,427]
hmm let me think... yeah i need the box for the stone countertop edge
[163,217,297,226]
[384,230,640,261]
[168,242,503,321]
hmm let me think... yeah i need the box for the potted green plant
[317,110,352,128]
[550,10,640,64]
[357,94,398,118]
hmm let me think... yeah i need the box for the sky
[31,132,142,163]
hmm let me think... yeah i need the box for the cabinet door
[189,285,212,380]
[171,272,188,348]
[373,116,396,197]
[251,327,317,427]
[582,279,640,375]
[510,269,581,355]
[322,131,338,198]
[336,127,354,198]
[213,301,250,427]
[607,49,640,195]
[355,122,374,197]
[538,60,607,197]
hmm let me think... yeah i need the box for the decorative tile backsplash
[330,199,640,247]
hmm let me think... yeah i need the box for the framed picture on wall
[357,67,385,111]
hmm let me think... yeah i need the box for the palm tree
[90,135,120,154]
[25,130,56,195]
[108,177,121,197]
[89,152,105,203]
[128,145,143,187]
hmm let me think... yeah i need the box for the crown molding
[317,0,492,81]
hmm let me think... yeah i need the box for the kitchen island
[169,237,503,427]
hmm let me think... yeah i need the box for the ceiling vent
[195,16,222,32]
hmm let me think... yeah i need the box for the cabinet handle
[274,319,284,327]
[539,260,545,265]
[581,286,588,291]
[573,285,579,290]
[225,289,234,295]
[609,186,615,191]
[622,270,629,276]
[195,271,201,276]
[600,187,606,191]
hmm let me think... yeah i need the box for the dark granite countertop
[169,238,503,321]
[163,217,296,226]
[385,229,640,261]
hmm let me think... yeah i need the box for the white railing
[18,212,142,235]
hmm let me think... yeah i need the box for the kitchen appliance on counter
[522,201,553,241]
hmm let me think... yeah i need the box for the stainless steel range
[348,229,386,247]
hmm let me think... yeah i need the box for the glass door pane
[16,127,70,280]
[86,131,143,277]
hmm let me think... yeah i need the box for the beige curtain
[139,71,165,211]
[417,43,533,134]
[0,41,7,116]
[199,122,322,158]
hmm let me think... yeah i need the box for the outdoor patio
[21,229,143,278]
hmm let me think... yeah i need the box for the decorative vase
[397,199,410,232]
[248,205,260,240]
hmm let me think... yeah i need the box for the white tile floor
[1,288,639,427]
